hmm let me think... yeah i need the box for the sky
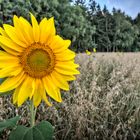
[96,0,140,19]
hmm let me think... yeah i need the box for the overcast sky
[95,0,140,18]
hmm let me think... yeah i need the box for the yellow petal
[30,13,40,42]
[43,76,62,102]
[55,49,76,61]
[0,50,18,58]
[13,15,29,45]
[17,76,35,106]
[0,27,9,37]
[49,35,71,53]
[54,40,71,53]
[19,17,34,44]
[0,59,19,68]
[38,79,52,106]
[51,71,69,91]
[0,51,19,68]
[55,61,79,68]
[33,79,45,107]
[39,18,48,43]
[0,43,19,56]
[61,75,76,81]
[33,91,42,107]
[29,79,36,99]
[33,79,52,107]
[0,66,22,78]
[55,66,80,75]
[13,85,21,104]
[41,17,56,44]
[42,92,52,107]
[54,61,80,75]
[3,24,27,48]
[0,72,25,92]
[0,35,23,52]
[33,79,42,107]
[47,17,56,36]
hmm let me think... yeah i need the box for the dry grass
[0,53,140,140]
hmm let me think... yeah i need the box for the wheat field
[0,53,140,140]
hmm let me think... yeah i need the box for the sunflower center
[20,43,55,78]
[27,49,51,71]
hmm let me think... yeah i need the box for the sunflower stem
[30,100,36,127]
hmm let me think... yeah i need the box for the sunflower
[93,48,96,53]
[0,13,79,107]
[86,50,91,55]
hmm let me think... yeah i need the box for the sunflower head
[93,48,96,53]
[0,13,80,107]
[86,50,91,55]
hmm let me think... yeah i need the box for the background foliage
[1,0,140,52]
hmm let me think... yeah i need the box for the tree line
[0,0,140,52]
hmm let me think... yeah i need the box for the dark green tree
[0,0,139,52]
[112,10,135,52]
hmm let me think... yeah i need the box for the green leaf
[9,125,29,140]
[0,116,20,132]
[9,121,54,140]
[24,128,44,140]
[35,121,54,140]
[33,128,45,140]
[9,126,44,140]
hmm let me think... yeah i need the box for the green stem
[30,100,36,127]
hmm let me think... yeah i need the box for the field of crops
[0,53,140,140]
